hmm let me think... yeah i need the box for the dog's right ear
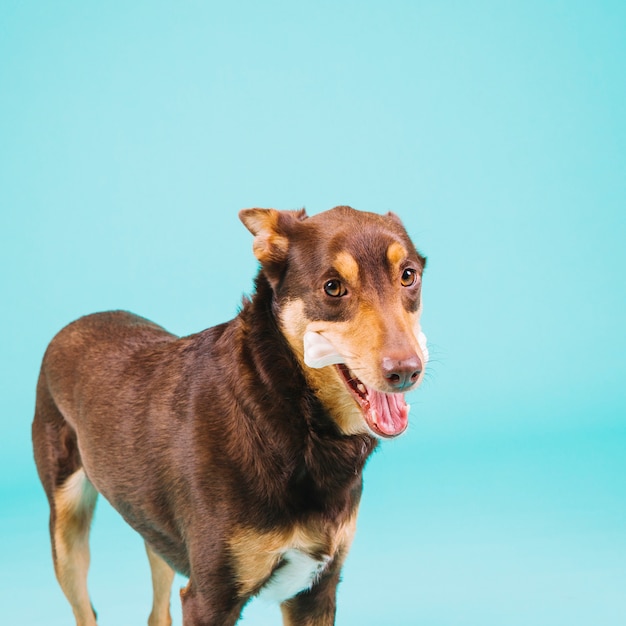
[239,208,307,264]
[239,208,307,284]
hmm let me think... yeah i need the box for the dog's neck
[228,272,377,512]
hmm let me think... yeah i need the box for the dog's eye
[401,268,418,287]
[324,280,347,298]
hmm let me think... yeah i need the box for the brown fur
[32,205,427,625]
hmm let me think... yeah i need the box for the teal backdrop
[1,1,624,625]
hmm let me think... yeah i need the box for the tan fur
[279,300,366,435]
[52,469,99,626]
[145,542,175,626]
[333,251,359,285]
[240,208,289,264]
[386,241,408,267]
[279,294,426,436]
[229,514,358,598]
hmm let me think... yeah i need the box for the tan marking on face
[229,513,358,599]
[280,300,367,435]
[387,241,407,267]
[333,251,359,285]
[309,302,425,391]
[280,290,427,436]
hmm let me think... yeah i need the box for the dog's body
[32,206,427,626]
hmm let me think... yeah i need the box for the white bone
[418,330,429,363]
[303,331,345,369]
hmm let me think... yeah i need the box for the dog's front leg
[179,578,245,626]
[279,568,341,626]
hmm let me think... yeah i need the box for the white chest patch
[258,549,331,603]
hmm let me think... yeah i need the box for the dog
[32,205,428,626]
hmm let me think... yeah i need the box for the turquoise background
[1,1,625,624]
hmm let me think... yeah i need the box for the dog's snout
[382,355,422,390]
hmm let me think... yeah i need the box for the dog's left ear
[385,211,404,226]
[239,208,307,284]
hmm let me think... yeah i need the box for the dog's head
[239,206,428,439]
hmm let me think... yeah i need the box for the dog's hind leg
[52,468,99,626]
[33,377,99,626]
[145,542,175,626]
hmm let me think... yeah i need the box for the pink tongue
[367,389,409,436]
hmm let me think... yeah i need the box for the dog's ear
[239,208,307,264]
[239,208,308,284]
[385,211,404,226]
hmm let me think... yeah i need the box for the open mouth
[336,364,409,438]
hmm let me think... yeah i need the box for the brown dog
[32,206,428,626]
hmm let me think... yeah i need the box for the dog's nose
[382,355,422,390]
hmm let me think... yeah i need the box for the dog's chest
[258,549,331,603]
[229,516,357,603]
